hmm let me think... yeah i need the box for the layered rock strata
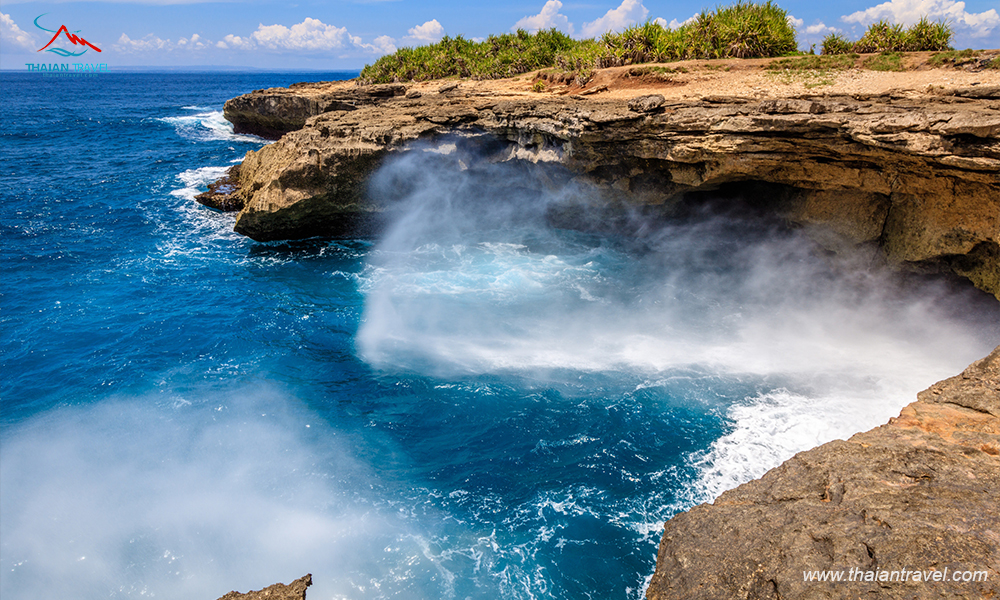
[646,346,1000,600]
[217,80,1000,297]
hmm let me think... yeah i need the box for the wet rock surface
[646,346,1000,600]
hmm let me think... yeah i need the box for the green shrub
[853,20,907,53]
[821,33,852,55]
[842,17,953,54]
[359,29,580,83]
[905,17,952,51]
[361,2,801,83]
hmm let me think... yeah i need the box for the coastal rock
[216,78,1000,298]
[223,82,406,139]
[194,165,243,211]
[217,574,312,600]
[645,346,1000,600]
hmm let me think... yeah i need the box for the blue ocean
[2,71,998,600]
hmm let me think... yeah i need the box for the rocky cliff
[646,345,1000,600]
[212,68,1000,298]
[217,574,311,600]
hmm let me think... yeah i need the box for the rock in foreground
[217,574,311,600]
[646,347,1000,600]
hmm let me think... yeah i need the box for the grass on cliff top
[360,1,796,84]
[821,17,952,54]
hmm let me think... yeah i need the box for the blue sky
[2,0,998,70]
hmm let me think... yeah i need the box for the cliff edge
[212,56,1000,298]
[646,346,1000,599]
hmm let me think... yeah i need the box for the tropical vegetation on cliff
[822,17,953,54]
[361,1,797,83]
[360,1,957,84]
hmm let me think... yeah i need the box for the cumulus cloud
[212,18,394,55]
[114,33,173,52]
[114,32,216,52]
[787,14,840,42]
[369,34,397,54]
[251,17,354,51]
[843,0,999,37]
[405,19,445,43]
[513,1,573,35]
[660,14,697,29]
[215,34,253,50]
[1,12,38,52]
[805,22,840,35]
[580,0,649,37]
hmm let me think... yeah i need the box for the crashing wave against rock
[217,79,999,299]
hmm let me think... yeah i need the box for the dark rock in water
[195,165,244,212]
[217,574,311,600]
[646,346,1000,600]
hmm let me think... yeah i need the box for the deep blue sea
[2,71,998,600]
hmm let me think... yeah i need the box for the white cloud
[114,32,172,52]
[1,12,38,52]
[580,0,649,37]
[787,14,840,38]
[211,18,394,55]
[177,33,210,50]
[215,34,253,50]
[406,19,445,43]
[662,15,697,29]
[251,17,354,51]
[805,22,839,36]
[843,0,999,38]
[370,35,397,54]
[514,1,573,35]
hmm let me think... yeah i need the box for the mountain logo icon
[35,14,102,57]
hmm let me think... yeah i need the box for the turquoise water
[2,71,997,600]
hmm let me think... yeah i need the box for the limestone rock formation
[645,346,1000,600]
[216,574,311,600]
[216,80,1000,297]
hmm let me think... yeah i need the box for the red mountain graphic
[38,25,102,53]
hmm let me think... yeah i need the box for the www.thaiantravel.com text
[804,566,988,583]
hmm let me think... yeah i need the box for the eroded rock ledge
[646,346,1000,600]
[217,78,999,298]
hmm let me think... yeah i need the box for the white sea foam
[169,165,231,201]
[357,145,1000,513]
[0,388,479,600]
[159,110,264,144]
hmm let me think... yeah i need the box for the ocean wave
[159,110,264,144]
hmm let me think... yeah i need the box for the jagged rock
[645,347,1000,600]
[194,165,243,211]
[213,82,1000,298]
[217,574,311,600]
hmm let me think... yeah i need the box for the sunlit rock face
[218,82,999,298]
[645,346,1000,600]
